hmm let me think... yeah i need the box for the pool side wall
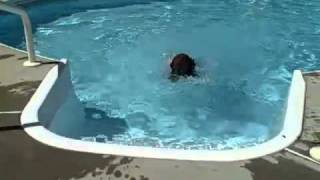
[20,61,306,162]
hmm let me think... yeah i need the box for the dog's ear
[170,60,174,69]
[191,59,196,68]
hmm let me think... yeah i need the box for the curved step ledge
[21,61,306,162]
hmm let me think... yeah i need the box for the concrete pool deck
[1,43,320,180]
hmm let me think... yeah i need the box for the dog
[169,53,196,81]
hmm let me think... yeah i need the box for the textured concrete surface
[302,72,320,143]
[0,43,54,86]
[0,43,55,111]
[0,44,320,180]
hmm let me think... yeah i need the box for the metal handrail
[0,1,40,66]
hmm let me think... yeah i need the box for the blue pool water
[2,0,320,150]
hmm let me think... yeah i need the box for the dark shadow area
[17,56,27,60]
[0,125,23,131]
[0,54,14,60]
[0,122,41,131]
[82,107,128,141]
[0,122,41,132]
[22,122,42,128]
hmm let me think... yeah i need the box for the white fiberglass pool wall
[21,61,305,161]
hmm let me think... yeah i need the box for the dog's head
[170,53,196,80]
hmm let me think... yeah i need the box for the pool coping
[20,60,306,162]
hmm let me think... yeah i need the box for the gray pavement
[0,43,320,180]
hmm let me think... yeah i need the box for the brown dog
[169,53,196,81]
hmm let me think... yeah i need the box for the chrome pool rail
[0,1,40,66]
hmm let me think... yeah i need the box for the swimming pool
[1,0,314,160]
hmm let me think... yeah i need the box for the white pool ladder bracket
[0,2,41,67]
